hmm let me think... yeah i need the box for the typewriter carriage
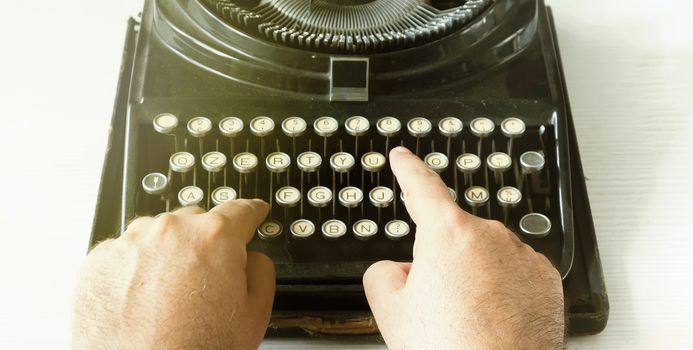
[150,0,542,97]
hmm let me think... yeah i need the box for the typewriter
[91,0,608,336]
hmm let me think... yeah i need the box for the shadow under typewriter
[91,0,609,337]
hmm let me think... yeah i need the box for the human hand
[363,147,564,349]
[73,199,274,349]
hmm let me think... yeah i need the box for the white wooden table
[0,1,691,348]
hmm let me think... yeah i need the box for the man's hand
[364,147,564,349]
[73,199,274,349]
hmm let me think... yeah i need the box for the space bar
[275,261,377,284]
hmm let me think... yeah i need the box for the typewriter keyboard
[136,113,561,269]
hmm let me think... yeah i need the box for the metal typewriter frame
[90,0,609,336]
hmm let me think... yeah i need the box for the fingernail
[392,146,411,154]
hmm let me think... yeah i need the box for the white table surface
[1,1,691,348]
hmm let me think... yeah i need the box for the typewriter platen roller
[91,0,608,336]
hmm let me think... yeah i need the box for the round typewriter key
[314,117,338,159]
[178,185,204,207]
[219,116,244,137]
[424,152,449,173]
[464,186,489,207]
[500,117,526,138]
[266,152,291,208]
[297,151,322,172]
[399,190,406,203]
[249,116,275,137]
[322,219,347,239]
[338,187,363,208]
[282,116,307,157]
[353,219,378,240]
[369,186,394,208]
[313,116,339,137]
[385,220,410,240]
[376,116,401,154]
[470,117,495,138]
[266,152,291,173]
[307,186,332,207]
[456,153,481,174]
[275,186,301,208]
[486,152,512,173]
[497,186,522,224]
[187,116,213,138]
[232,152,258,174]
[448,187,458,203]
[257,220,283,240]
[153,113,178,134]
[142,173,168,195]
[438,117,463,137]
[406,117,432,137]
[290,219,315,239]
[501,117,525,157]
[497,186,522,208]
[201,151,227,173]
[281,116,307,137]
[519,213,552,238]
[211,186,237,206]
[376,116,401,137]
[345,116,370,136]
[330,152,355,173]
[520,151,545,174]
[169,152,195,173]
[345,116,369,158]
[361,151,386,172]
[408,117,432,155]
[250,116,275,158]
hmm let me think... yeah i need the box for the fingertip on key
[251,198,270,208]
[391,146,411,154]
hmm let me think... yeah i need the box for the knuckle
[451,218,511,248]
[521,242,537,254]
[203,212,228,237]
[480,219,508,239]
[88,238,116,255]
[418,167,441,184]
[440,210,470,238]
[445,209,468,229]
[486,219,507,233]
[124,217,144,230]
[463,218,494,238]
[536,251,554,266]
[227,199,256,219]
[236,200,257,216]
[154,213,177,232]
[121,231,138,243]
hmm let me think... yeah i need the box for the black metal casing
[91,0,609,336]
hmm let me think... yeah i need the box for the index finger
[389,147,470,227]
[207,199,270,244]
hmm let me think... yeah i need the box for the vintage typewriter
[91,0,609,336]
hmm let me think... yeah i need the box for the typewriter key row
[143,176,549,239]
[151,114,529,157]
[256,217,411,241]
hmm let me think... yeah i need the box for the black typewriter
[91,0,608,336]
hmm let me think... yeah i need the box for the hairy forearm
[465,299,565,349]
